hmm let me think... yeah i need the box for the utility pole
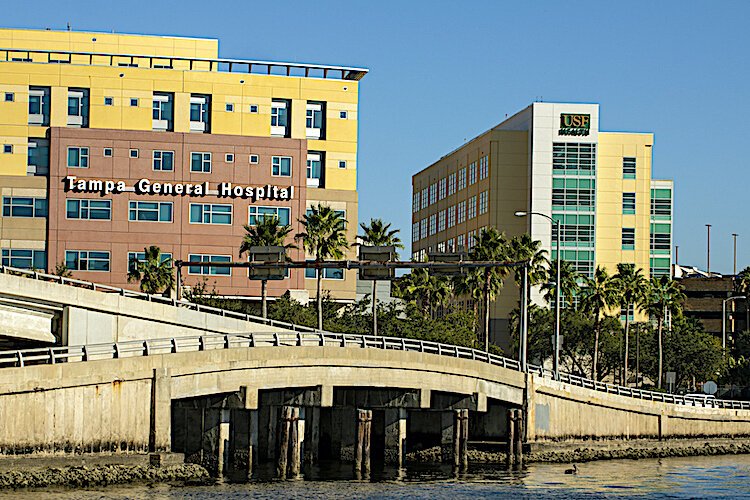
[733,233,739,275]
[706,224,712,275]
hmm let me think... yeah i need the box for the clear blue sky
[5,0,749,274]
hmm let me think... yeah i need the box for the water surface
[6,454,750,498]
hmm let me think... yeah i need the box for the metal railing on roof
[0,48,368,81]
[0,264,318,333]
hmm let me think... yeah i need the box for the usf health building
[0,28,366,303]
[411,103,674,345]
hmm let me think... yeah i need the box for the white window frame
[187,254,231,276]
[66,199,112,220]
[447,205,455,228]
[189,95,209,133]
[128,251,172,272]
[189,203,233,225]
[129,149,139,158]
[249,154,259,164]
[128,200,173,223]
[67,89,88,127]
[103,148,113,157]
[190,152,212,173]
[65,250,110,272]
[226,153,234,163]
[306,152,322,187]
[130,98,139,107]
[67,147,89,168]
[28,87,49,126]
[271,156,292,177]
[305,102,323,139]
[271,100,289,137]
[104,96,114,106]
[152,93,173,131]
[153,150,174,171]
[248,206,291,226]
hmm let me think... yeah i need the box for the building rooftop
[0,28,368,81]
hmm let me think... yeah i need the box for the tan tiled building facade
[0,28,366,302]
[412,103,673,347]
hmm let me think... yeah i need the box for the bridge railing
[0,330,745,410]
[0,264,322,334]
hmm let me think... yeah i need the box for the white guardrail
[0,265,747,410]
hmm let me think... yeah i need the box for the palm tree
[646,275,686,389]
[507,233,549,299]
[295,204,349,331]
[358,218,403,335]
[540,259,580,309]
[397,267,451,318]
[454,269,483,337]
[737,266,750,332]
[127,246,174,295]
[469,227,510,351]
[239,216,297,319]
[612,263,648,386]
[579,266,618,380]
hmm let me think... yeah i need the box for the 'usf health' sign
[559,113,591,136]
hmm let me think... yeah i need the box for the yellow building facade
[0,28,366,303]
[412,103,673,347]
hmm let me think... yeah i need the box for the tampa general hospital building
[0,28,366,303]
[411,103,674,347]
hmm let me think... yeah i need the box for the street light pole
[520,262,529,373]
[723,296,746,353]
[515,210,561,380]
[732,233,739,276]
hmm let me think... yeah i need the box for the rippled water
[6,454,750,499]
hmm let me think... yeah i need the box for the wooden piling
[452,410,461,468]
[506,408,515,466]
[363,412,371,476]
[355,409,372,477]
[513,409,523,466]
[289,407,301,478]
[459,409,469,470]
[276,406,291,479]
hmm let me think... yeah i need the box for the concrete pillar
[384,408,407,466]
[217,409,230,477]
[320,385,333,407]
[149,368,171,452]
[420,388,431,409]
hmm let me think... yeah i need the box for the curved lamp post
[515,210,561,380]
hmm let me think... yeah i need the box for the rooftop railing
[0,264,745,410]
[0,48,368,81]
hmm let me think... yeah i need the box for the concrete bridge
[1,267,750,475]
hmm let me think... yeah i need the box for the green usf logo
[559,114,591,136]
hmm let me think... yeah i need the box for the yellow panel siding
[0,29,218,59]
[596,133,653,281]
